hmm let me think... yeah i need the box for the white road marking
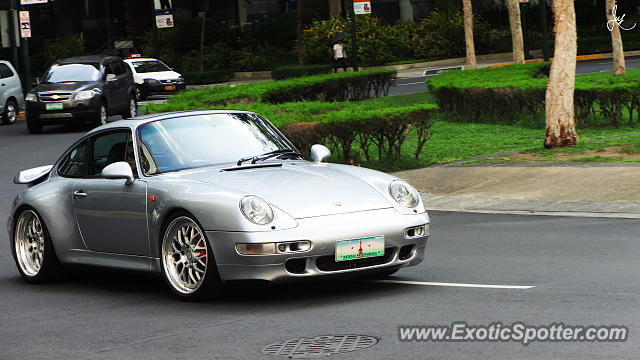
[375,279,535,289]
[397,81,426,86]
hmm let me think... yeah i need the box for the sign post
[152,0,174,58]
[353,0,371,15]
[19,11,30,38]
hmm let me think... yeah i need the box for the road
[388,55,640,96]
[0,125,638,359]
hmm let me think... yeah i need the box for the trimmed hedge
[182,69,235,85]
[168,69,397,106]
[271,64,333,80]
[427,63,640,128]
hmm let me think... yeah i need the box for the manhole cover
[262,334,378,358]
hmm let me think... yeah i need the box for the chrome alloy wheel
[5,102,16,123]
[162,217,208,295]
[14,210,46,277]
[99,104,107,125]
[128,98,137,117]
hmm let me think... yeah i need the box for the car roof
[57,55,119,65]
[86,110,258,135]
[124,58,159,62]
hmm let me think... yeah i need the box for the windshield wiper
[237,149,303,166]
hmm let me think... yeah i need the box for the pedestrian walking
[333,40,348,73]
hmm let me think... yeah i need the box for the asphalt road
[388,55,640,96]
[0,124,639,359]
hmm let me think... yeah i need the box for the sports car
[9,111,430,299]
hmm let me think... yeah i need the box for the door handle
[73,190,88,199]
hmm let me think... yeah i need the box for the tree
[606,0,625,75]
[544,0,578,148]
[462,0,477,69]
[506,0,525,64]
[297,0,304,64]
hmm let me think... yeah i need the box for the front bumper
[26,97,100,123]
[206,208,429,283]
[143,81,185,95]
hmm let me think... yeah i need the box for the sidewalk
[392,164,640,218]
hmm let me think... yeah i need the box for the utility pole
[349,3,358,71]
[540,0,550,61]
[150,0,159,58]
[8,0,19,74]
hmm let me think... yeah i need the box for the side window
[104,62,115,76]
[0,64,14,79]
[89,131,130,176]
[58,141,88,178]
[111,61,126,76]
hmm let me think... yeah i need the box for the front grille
[316,247,394,272]
[159,79,176,84]
[39,92,72,102]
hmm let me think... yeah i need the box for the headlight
[389,180,420,208]
[177,76,184,82]
[144,78,158,84]
[25,93,37,102]
[240,196,274,225]
[74,90,96,100]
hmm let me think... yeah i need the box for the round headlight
[25,93,37,102]
[74,90,95,100]
[389,180,420,208]
[240,196,274,225]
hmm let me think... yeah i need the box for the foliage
[271,64,333,80]
[427,63,640,128]
[182,69,235,85]
[31,34,85,77]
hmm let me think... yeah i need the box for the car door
[72,129,149,256]
[111,59,130,111]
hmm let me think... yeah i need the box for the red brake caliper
[196,235,206,263]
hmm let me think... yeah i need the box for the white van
[0,60,24,125]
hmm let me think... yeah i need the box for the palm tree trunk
[506,0,525,64]
[544,0,578,148]
[606,0,625,75]
[462,0,476,69]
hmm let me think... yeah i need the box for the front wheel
[2,99,17,125]
[161,213,223,300]
[26,114,42,133]
[12,209,63,283]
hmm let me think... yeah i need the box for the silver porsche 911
[8,110,430,299]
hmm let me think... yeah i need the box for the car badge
[332,201,343,207]
[51,95,59,99]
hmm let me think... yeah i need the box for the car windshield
[42,63,100,83]
[138,113,294,175]
[129,60,171,73]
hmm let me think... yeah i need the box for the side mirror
[106,74,117,82]
[102,162,134,184]
[310,144,331,163]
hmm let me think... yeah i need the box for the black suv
[25,55,137,133]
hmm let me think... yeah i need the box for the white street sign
[19,11,30,38]
[353,0,371,15]
[20,0,48,5]
[155,14,174,28]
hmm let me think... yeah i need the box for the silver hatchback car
[0,60,24,125]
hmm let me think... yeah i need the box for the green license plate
[335,235,384,262]
[45,103,63,110]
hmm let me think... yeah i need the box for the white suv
[0,60,24,125]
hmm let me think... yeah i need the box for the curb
[421,193,640,219]
[487,49,640,68]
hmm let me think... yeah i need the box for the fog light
[278,243,287,252]
[236,243,276,255]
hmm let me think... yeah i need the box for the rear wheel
[12,209,63,283]
[94,101,108,127]
[26,114,42,133]
[161,213,223,300]
[122,96,137,119]
[2,99,17,125]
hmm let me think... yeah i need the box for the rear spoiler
[14,165,53,185]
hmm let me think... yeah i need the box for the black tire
[11,208,64,283]
[2,99,17,125]
[160,211,223,301]
[135,85,147,101]
[26,114,42,134]
[94,101,108,127]
[122,96,137,119]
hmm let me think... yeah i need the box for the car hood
[36,81,97,93]
[134,71,181,81]
[177,162,393,219]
